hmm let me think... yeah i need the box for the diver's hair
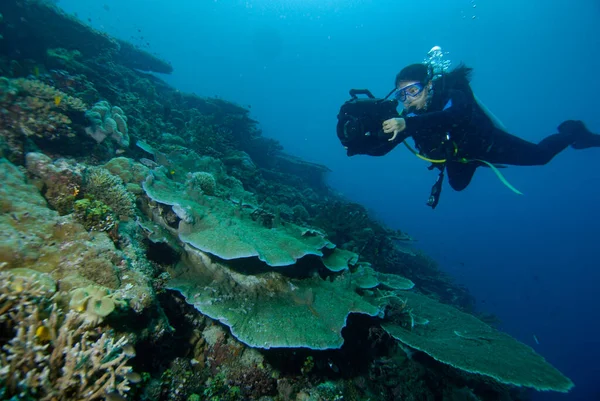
[437,63,473,92]
[395,63,431,86]
[395,62,473,89]
[424,63,474,110]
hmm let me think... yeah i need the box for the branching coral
[0,77,88,161]
[0,270,136,400]
[9,77,87,112]
[0,77,86,138]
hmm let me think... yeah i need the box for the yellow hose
[402,140,523,195]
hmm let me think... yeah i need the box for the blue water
[57,1,600,399]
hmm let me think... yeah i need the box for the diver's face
[397,80,430,111]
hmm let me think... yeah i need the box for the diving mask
[393,82,425,102]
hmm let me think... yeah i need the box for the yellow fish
[54,96,62,106]
[35,325,51,342]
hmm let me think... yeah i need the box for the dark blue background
[58,1,600,399]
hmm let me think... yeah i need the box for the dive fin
[559,120,600,149]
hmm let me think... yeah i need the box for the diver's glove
[382,118,406,142]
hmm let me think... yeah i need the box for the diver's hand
[382,118,406,141]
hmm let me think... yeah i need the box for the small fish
[54,96,62,106]
[139,158,158,168]
[122,344,136,357]
[35,325,51,342]
[33,66,40,76]
[533,334,539,345]
[125,372,142,383]
[105,392,127,401]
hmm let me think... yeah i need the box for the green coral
[301,356,314,375]
[167,246,381,350]
[166,152,254,201]
[321,248,359,272]
[314,382,344,400]
[353,264,415,290]
[143,169,332,267]
[84,166,136,219]
[73,198,116,232]
[381,290,574,392]
[202,372,242,401]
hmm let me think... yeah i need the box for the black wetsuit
[347,70,600,193]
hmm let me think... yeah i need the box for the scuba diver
[338,47,600,208]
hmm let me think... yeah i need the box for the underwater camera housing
[336,89,399,154]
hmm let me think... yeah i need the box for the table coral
[143,168,332,267]
[167,246,382,350]
[381,290,574,393]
